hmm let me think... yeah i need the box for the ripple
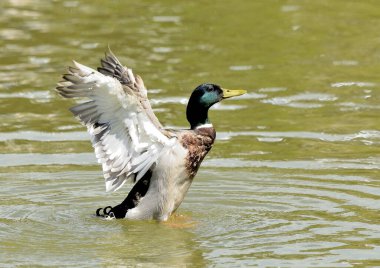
[262,92,337,108]
[189,168,380,266]
[2,129,380,144]
[148,88,165,94]
[0,90,51,100]
[258,87,287,93]
[232,92,267,100]
[0,131,88,142]
[2,7,41,19]
[216,130,380,143]
[150,96,247,110]
[229,65,264,71]
[204,157,380,170]
[28,56,50,65]
[229,65,253,71]
[0,28,31,40]
[281,5,300,12]
[338,102,380,111]
[256,137,283,143]
[63,1,79,8]
[150,96,188,105]
[153,47,173,53]
[331,82,376,88]
[213,103,247,110]
[333,60,359,66]
[0,153,95,167]
[80,42,99,49]
[152,16,181,23]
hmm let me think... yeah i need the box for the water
[1,0,380,267]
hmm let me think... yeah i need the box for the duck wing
[56,53,174,192]
[97,48,163,129]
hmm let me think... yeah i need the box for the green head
[186,83,246,129]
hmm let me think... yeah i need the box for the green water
[1,0,380,267]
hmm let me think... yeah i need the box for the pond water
[1,0,380,267]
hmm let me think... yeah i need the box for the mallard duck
[56,48,246,220]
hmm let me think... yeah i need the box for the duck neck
[186,101,211,130]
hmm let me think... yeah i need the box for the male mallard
[56,49,246,220]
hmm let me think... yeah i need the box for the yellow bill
[222,88,247,99]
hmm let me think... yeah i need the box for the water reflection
[98,221,208,267]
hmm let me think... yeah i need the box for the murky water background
[1,0,380,267]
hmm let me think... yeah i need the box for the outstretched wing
[97,48,163,129]
[56,55,173,192]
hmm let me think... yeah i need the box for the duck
[56,48,246,221]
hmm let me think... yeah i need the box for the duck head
[186,83,246,129]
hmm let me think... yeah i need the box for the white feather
[58,62,173,192]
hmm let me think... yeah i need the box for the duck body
[124,126,215,221]
[56,48,245,220]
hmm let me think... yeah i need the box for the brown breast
[179,127,216,178]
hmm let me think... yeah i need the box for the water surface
[1,0,380,267]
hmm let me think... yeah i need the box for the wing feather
[97,48,164,129]
[56,57,174,192]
